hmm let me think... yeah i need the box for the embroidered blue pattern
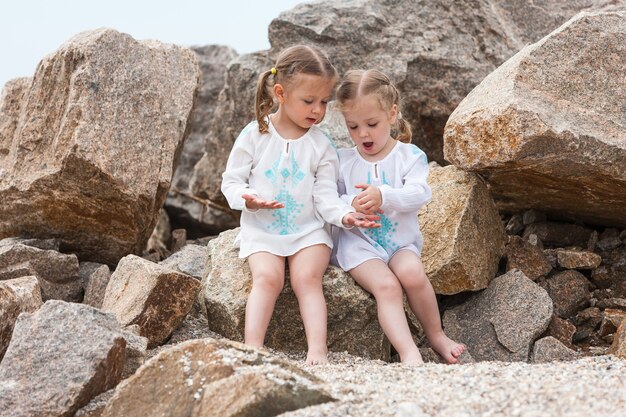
[264,149,306,235]
[363,167,399,252]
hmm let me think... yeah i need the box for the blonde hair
[336,69,412,143]
[255,45,338,133]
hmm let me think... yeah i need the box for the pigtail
[255,70,275,134]
[396,117,412,143]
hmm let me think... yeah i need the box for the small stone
[556,249,602,270]
[596,237,622,252]
[526,233,543,249]
[522,209,546,225]
[587,230,598,251]
[505,214,524,235]
[531,336,579,363]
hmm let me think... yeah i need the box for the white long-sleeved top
[334,141,432,271]
[221,120,354,258]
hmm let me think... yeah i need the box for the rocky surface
[443,269,553,362]
[0,301,129,417]
[101,338,333,417]
[0,276,41,360]
[444,11,626,228]
[102,254,200,348]
[0,240,82,301]
[0,28,200,265]
[270,0,623,164]
[418,164,505,294]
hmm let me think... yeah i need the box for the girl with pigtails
[333,69,466,364]
[221,46,379,365]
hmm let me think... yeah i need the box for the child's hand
[342,212,381,229]
[242,194,284,210]
[354,184,382,214]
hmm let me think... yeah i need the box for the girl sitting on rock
[221,46,379,365]
[333,69,465,364]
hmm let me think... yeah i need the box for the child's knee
[252,272,284,294]
[402,272,428,292]
[290,270,323,293]
[374,275,403,300]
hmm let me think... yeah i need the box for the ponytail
[395,116,412,143]
[255,69,275,134]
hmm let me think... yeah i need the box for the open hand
[242,194,284,210]
[342,212,381,229]
[355,184,382,214]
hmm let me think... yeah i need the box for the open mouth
[362,142,374,151]
[306,117,317,124]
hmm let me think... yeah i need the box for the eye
[368,123,378,127]
[303,99,313,104]
[321,100,329,105]
[348,125,357,130]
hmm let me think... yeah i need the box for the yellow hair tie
[270,67,277,75]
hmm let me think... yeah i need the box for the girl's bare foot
[401,350,424,365]
[306,350,329,365]
[429,333,466,364]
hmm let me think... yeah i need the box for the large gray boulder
[0,301,128,417]
[444,11,626,228]
[201,228,389,360]
[0,28,200,265]
[443,269,553,362]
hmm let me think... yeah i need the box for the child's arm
[377,147,432,213]
[220,132,264,211]
[314,144,379,228]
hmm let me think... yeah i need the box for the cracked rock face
[444,11,626,228]
[0,28,200,265]
[0,300,128,417]
[101,338,334,417]
[418,164,505,294]
[443,269,553,361]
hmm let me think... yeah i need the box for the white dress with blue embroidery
[333,141,432,271]
[221,120,354,258]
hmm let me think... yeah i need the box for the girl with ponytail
[333,69,465,365]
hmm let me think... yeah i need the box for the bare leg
[245,252,285,348]
[288,244,331,365]
[350,259,423,365]
[389,250,465,364]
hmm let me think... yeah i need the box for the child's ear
[389,104,398,123]
[273,83,285,104]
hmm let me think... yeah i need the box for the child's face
[342,95,397,160]
[275,74,334,132]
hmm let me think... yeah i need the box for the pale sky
[0,0,308,88]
